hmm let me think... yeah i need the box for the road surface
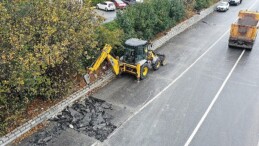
[94,9,117,23]
[19,0,259,146]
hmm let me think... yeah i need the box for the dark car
[229,0,242,5]
[122,0,136,5]
[111,0,127,9]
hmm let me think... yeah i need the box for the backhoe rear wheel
[140,63,149,80]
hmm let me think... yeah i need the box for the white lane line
[93,2,258,146]
[92,30,231,146]
[257,138,259,146]
[184,50,246,146]
[183,1,258,145]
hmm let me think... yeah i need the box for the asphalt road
[18,0,259,146]
[94,9,117,23]
[94,0,259,146]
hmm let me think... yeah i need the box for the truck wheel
[152,59,161,70]
[246,48,252,51]
[140,63,149,80]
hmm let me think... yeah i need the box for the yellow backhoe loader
[84,38,166,84]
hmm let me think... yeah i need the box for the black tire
[152,59,161,70]
[105,8,108,11]
[157,54,166,66]
[246,48,252,51]
[140,63,149,80]
[161,57,167,66]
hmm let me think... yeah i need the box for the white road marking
[257,138,259,146]
[92,1,258,146]
[93,31,231,146]
[184,1,258,145]
[184,50,245,146]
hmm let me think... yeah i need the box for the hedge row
[115,0,217,40]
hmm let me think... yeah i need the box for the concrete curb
[151,2,219,50]
[0,2,219,146]
[0,71,115,146]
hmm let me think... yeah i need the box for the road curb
[0,71,115,146]
[152,2,219,50]
[0,2,219,146]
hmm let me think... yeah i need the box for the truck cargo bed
[237,17,258,26]
[229,10,259,50]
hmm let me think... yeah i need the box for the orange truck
[229,10,259,50]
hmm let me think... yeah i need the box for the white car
[96,1,116,11]
[216,2,229,12]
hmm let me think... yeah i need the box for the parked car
[229,0,242,5]
[96,1,116,11]
[216,1,229,12]
[122,0,136,5]
[111,0,127,9]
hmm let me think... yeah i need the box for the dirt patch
[29,96,116,145]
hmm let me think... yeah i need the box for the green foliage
[0,0,101,135]
[90,0,106,6]
[97,21,124,47]
[195,0,213,11]
[116,0,186,40]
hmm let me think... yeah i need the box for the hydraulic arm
[85,44,120,84]
[84,38,166,84]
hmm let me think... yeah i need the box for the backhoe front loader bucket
[84,72,97,85]
[84,62,110,85]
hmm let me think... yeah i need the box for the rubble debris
[30,96,116,145]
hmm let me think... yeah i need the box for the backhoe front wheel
[152,59,161,70]
[140,63,149,80]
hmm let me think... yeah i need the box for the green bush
[91,0,106,6]
[116,0,186,40]
[195,0,212,11]
[0,0,102,135]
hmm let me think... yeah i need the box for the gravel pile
[30,96,116,145]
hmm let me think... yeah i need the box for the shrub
[116,0,186,40]
[195,0,211,11]
[0,0,101,135]
[91,0,106,6]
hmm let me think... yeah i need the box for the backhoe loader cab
[85,38,166,84]
[123,38,148,64]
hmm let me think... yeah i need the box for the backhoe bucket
[84,72,98,85]
[84,74,91,85]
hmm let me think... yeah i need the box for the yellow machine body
[85,39,166,84]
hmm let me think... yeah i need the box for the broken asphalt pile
[30,96,117,145]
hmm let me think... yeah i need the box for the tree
[116,0,186,40]
[0,0,101,135]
